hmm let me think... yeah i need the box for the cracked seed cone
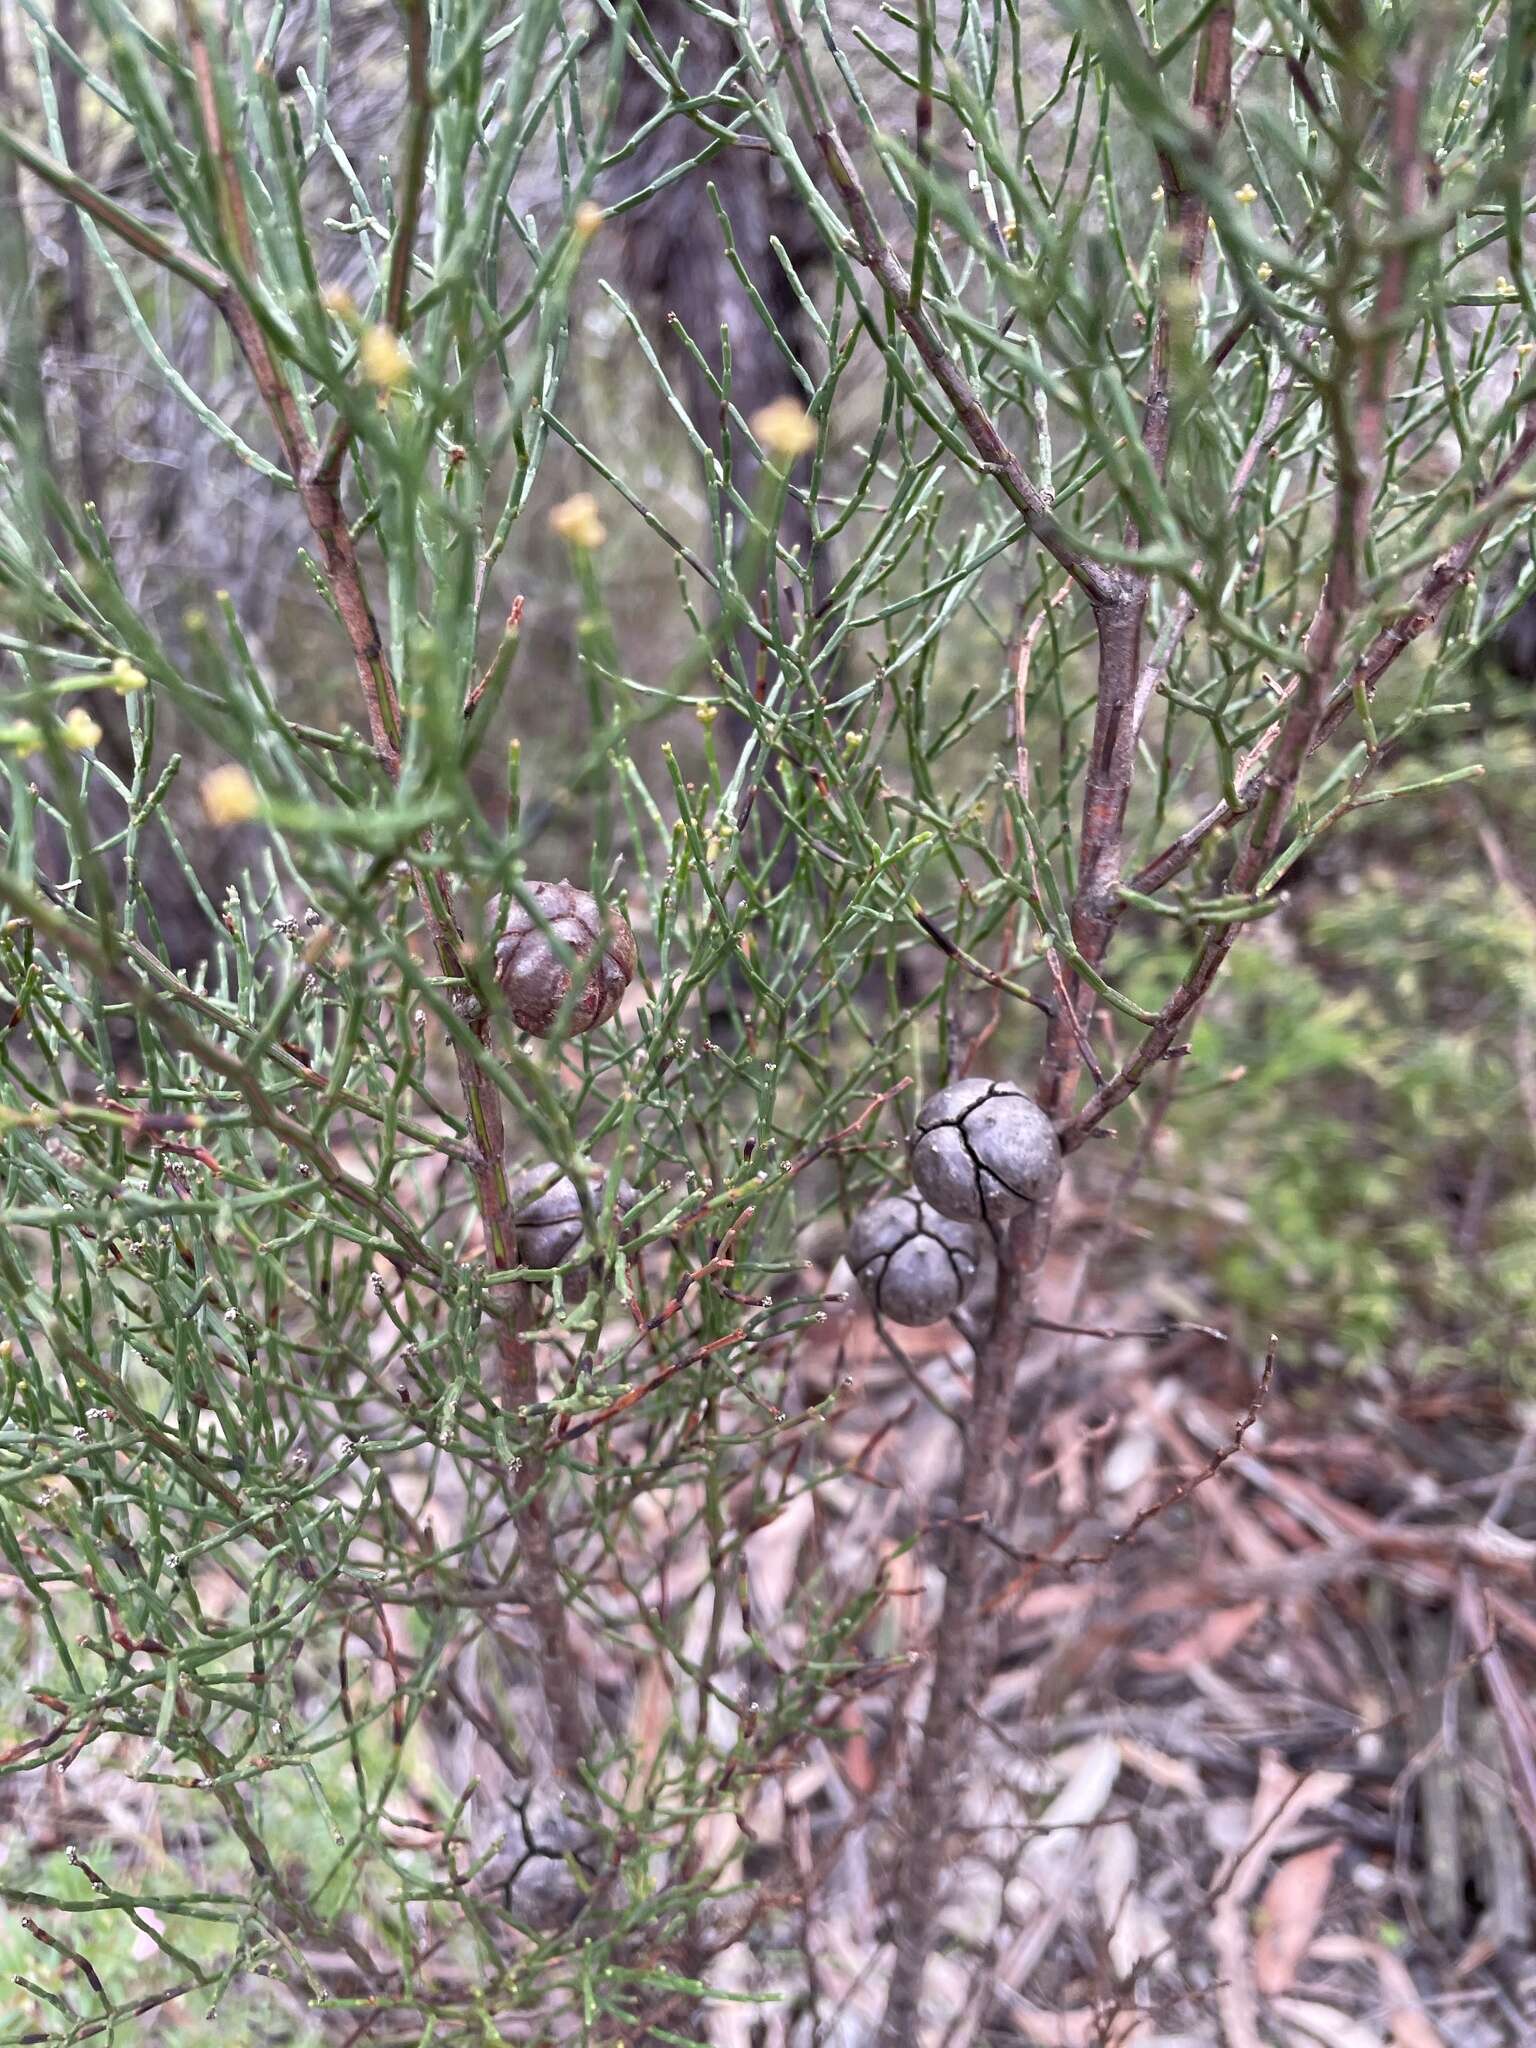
[494,880,636,1037]
[846,1192,980,1326]
[909,1078,1061,1228]
[510,1163,639,1288]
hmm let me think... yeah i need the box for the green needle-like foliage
[1,1,1533,2040]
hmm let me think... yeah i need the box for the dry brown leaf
[745,1486,813,1623]
[881,1536,927,1651]
[1226,1751,1352,1904]
[704,1938,755,2048]
[1309,1935,1445,2048]
[1133,1597,1268,1674]
[1039,1399,1098,1515]
[1273,1994,1384,2048]
[627,1653,673,1776]
[1213,1753,1353,2048]
[1093,1818,1169,1978]
[835,1697,876,1797]
[1213,1890,1263,2048]
[1015,1583,1098,1623]
[1254,1840,1341,1996]
[1116,1735,1204,1798]
[1389,2009,1446,2048]
[1007,1735,1122,1913]
[1004,2009,1146,2048]
[1101,1423,1159,1497]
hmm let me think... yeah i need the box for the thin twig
[875,1199,1053,2048]
[1012,588,1104,1084]
[162,5,584,1770]
[765,0,1123,610]
[1038,6,1234,1123]
[0,117,227,297]
[912,907,1052,1017]
[1456,1572,1536,1873]
[1129,410,1536,903]
[1064,45,1443,1149]
[1028,1313,1228,1343]
[1008,1335,1276,1573]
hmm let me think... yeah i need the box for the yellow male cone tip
[359,323,412,391]
[549,492,607,549]
[202,764,261,827]
[61,707,103,751]
[321,283,359,322]
[574,201,604,241]
[110,657,147,693]
[751,397,818,462]
[1234,183,1258,206]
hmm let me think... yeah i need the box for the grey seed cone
[847,1192,980,1326]
[511,1163,639,1287]
[495,879,636,1037]
[909,1078,1061,1227]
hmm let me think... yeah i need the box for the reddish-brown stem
[874,1201,1053,2048]
[1013,592,1101,1079]
[1130,346,1310,740]
[1036,593,1142,1118]
[181,5,257,268]
[385,0,432,335]
[1138,8,1235,530]
[1038,7,1234,1124]
[1064,48,1439,1152]
[771,10,1245,2030]
[175,7,586,1772]
[318,0,435,489]
[0,116,227,297]
[766,0,1123,610]
[1129,411,1536,902]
